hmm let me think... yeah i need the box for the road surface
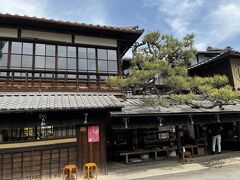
[136,163,240,180]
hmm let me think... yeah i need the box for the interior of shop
[106,121,240,166]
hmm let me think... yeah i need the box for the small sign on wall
[80,127,87,132]
[88,125,100,142]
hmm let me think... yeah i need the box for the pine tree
[107,32,239,109]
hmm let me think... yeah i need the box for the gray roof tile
[110,96,240,116]
[0,93,122,113]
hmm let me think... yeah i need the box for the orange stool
[83,163,97,180]
[62,164,78,180]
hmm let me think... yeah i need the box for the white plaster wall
[230,58,240,90]
[75,35,117,47]
[0,27,18,38]
[21,30,72,43]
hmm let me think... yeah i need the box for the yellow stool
[83,163,97,180]
[62,164,78,180]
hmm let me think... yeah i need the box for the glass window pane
[108,61,118,72]
[44,73,53,78]
[46,45,55,56]
[67,74,76,79]
[68,46,76,58]
[67,58,76,71]
[22,55,32,69]
[98,60,107,72]
[46,57,55,69]
[88,59,96,71]
[78,47,87,59]
[0,54,8,67]
[36,44,45,55]
[35,56,45,69]
[11,55,21,68]
[23,43,33,55]
[14,72,22,77]
[108,50,117,60]
[87,48,96,59]
[79,75,87,81]
[97,49,107,59]
[57,74,65,78]
[0,72,7,77]
[58,46,67,57]
[58,57,67,70]
[100,75,108,82]
[78,59,87,71]
[0,41,8,53]
[11,42,22,54]
[89,75,97,82]
[34,73,40,78]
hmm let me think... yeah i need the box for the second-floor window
[1,41,118,76]
[0,41,8,76]
[11,42,33,70]
[35,44,56,71]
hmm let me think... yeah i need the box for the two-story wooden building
[189,46,240,90]
[0,14,143,179]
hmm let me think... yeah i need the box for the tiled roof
[0,13,144,33]
[110,96,240,116]
[189,49,228,70]
[0,93,123,113]
[189,48,240,70]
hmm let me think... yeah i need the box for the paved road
[136,163,240,180]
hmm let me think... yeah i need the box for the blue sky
[1,0,240,52]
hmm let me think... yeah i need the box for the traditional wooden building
[1,13,240,180]
[0,14,143,179]
[189,46,240,90]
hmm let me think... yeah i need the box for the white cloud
[0,0,48,17]
[144,0,203,37]
[143,0,240,50]
[0,0,107,25]
[207,2,240,45]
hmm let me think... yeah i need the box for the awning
[0,93,123,113]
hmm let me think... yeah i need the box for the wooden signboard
[88,125,100,142]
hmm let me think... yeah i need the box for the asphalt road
[136,163,240,180]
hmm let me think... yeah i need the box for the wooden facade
[0,14,143,179]
[0,143,78,179]
[0,109,120,178]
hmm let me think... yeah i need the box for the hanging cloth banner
[88,125,100,142]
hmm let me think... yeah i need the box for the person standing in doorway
[208,122,223,154]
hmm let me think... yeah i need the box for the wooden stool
[62,164,78,180]
[83,163,97,180]
[178,151,192,164]
[197,147,205,156]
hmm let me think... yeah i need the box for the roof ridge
[0,13,144,33]
[189,49,229,70]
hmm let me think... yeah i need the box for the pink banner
[88,125,100,142]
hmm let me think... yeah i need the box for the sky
[1,0,240,52]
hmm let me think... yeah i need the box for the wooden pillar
[175,125,181,151]
[137,129,144,149]
[237,121,240,144]
[126,130,133,150]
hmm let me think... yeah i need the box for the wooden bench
[119,147,177,164]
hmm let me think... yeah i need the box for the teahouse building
[1,13,240,180]
[0,14,143,179]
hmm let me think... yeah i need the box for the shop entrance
[107,119,240,169]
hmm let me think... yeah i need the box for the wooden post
[237,121,240,145]
[175,125,181,152]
